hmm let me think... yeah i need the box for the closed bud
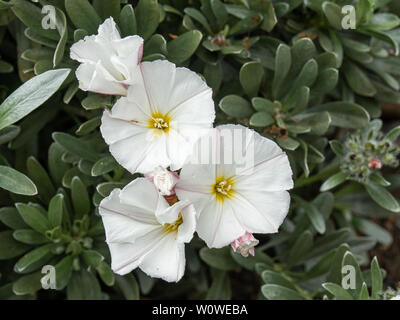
[231,232,259,257]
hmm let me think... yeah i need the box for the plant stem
[294,165,340,188]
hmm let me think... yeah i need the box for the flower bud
[146,166,179,196]
[368,157,382,170]
[231,232,259,257]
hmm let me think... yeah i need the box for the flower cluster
[71,18,293,282]
[341,122,400,182]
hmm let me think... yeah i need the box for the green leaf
[14,243,54,273]
[369,13,400,31]
[167,30,203,64]
[75,116,101,136]
[384,125,400,141]
[343,61,376,97]
[342,251,364,298]
[312,68,338,96]
[320,172,349,192]
[249,111,274,127]
[298,197,326,234]
[65,0,102,34]
[314,102,370,129]
[0,231,30,260]
[52,132,99,162]
[294,111,330,135]
[115,274,139,300]
[48,194,64,228]
[327,243,350,284]
[261,270,296,290]
[96,261,115,286]
[359,282,369,300]
[199,247,238,271]
[261,284,304,300]
[322,282,354,300]
[330,140,345,157]
[304,229,352,260]
[0,69,70,131]
[54,255,74,290]
[71,176,90,218]
[184,8,212,34]
[91,156,118,177]
[284,86,310,114]
[48,143,71,186]
[26,156,55,204]
[206,269,231,300]
[230,249,273,271]
[287,230,313,266]
[272,44,291,99]
[136,0,160,41]
[290,59,318,93]
[11,0,59,40]
[239,61,264,97]
[16,203,50,234]
[12,272,42,295]
[322,1,343,30]
[67,269,102,300]
[0,166,37,196]
[82,250,104,268]
[0,125,20,145]
[365,180,400,213]
[120,4,137,37]
[13,229,49,245]
[0,207,28,230]
[219,95,253,118]
[370,256,382,299]
[96,182,125,198]
[251,97,275,113]
[53,8,68,67]
[93,0,120,22]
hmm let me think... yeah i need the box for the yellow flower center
[212,176,235,202]
[148,111,171,134]
[163,213,183,235]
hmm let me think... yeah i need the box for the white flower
[231,232,259,257]
[70,17,143,96]
[100,59,215,174]
[391,295,400,300]
[146,166,179,196]
[98,178,196,282]
[175,124,293,248]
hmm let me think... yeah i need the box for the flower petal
[108,227,165,275]
[97,17,121,42]
[177,204,197,243]
[99,188,158,244]
[76,63,127,95]
[101,109,148,145]
[231,190,291,233]
[139,234,186,282]
[196,199,245,248]
[235,152,293,192]
[139,60,176,114]
[119,178,160,214]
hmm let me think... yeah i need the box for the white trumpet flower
[175,124,293,248]
[99,178,196,282]
[70,17,143,95]
[100,59,215,174]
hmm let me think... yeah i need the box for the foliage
[0,0,399,300]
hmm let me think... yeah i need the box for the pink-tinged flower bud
[231,232,259,257]
[146,167,179,196]
[369,157,382,170]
